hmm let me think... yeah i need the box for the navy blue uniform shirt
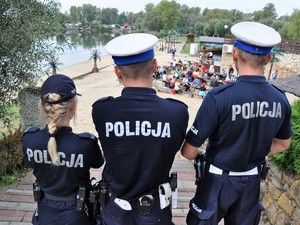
[22,126,104,196]
[92,87,189,200]
[186,75,292,171]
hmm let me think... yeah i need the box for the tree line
[60,1,300,39]
[0,0,299,129]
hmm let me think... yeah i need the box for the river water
[53,32,115,68]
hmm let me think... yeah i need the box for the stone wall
[18,87,45,129]
[277,53,300,76]
[260,163,300,225]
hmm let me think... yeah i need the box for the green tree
[229,9,245,22]
[142,4,162,32]
[203,23,214,36]
[69,6,82,23]
[272,20,286,31]
[119,12,127,24]
[194,22,205,36]
[82,4,98,23]
[278,23,290,38]
[259,18,274,27]
[47,56,63,75]
[203,9,232,21]
[261,3,277,20]
[252,10,263,21]
[90,50,101,73]
[287,10,300,39]
[100,8,119,24]
[252,3,277,22]
[0,0,62,129]
[134,17,143,30]
[156,0,180,31]
[178,14,194,34]
[188,7,202,16]
[203,19,220,36]
[213,19,226,37]
[178,5,202,34]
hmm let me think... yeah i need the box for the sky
[59,0,299,17]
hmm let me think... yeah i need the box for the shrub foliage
[0,129,27,179]
[270,99,300,174]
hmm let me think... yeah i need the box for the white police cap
[105,33,158,66]
[231,21,281,54]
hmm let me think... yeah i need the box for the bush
[270,99,300,174]
[0,129,28,179]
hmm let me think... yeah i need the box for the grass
[182,43,191,54]
[178,36,201,55]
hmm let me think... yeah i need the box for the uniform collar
[121,87,156,96]
[236,75,267,83]
[46,125,72,134]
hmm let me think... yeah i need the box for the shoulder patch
[24,126,40,134]
[166,98,188,108]
[92,96,114,107]
[78,132,98,142]
[210,82,235,94]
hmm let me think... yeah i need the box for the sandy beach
[50,43,299,139]
[53,43,203,136]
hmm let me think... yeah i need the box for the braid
[39,93,74,166]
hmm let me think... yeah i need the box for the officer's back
[92,33,189,225]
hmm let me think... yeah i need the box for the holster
[137,195,154,215]
[75,186,86,211]
[261,163,270,180]
[170,172,178,208]
[194,153,205,185]
[33,182,41,202]
[98,180,109,204]
[159,183,172,209]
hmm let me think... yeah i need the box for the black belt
[44,192,76,201]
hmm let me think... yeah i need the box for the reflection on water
[54,32,116,68]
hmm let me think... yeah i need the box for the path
[0,158,208,225]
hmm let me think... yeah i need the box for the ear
[264,54,272,65]
[152,58,158,73]
[114,66,122,80]
[232,48,238,61]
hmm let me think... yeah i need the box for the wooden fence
[277,38,300,54]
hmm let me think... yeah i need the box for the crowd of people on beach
[153,57,236,98]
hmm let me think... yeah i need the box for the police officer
[181,22,292,225]
[92,33,189,225]
[22,74,104,225]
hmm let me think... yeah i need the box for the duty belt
[112,182,172,214]
[209,164,259,176]
[44,192,76,201]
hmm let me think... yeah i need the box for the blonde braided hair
[39,93,77,166]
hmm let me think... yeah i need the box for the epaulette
[23,126,40,136]
[211,82,235,94]
[78,132,98,142]
[92,96,114,107]
[271,84,285,94]
[166,98,188,108]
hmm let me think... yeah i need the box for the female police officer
[181,22,292,225]
[92,33,189,225]
[22,74,104,225]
